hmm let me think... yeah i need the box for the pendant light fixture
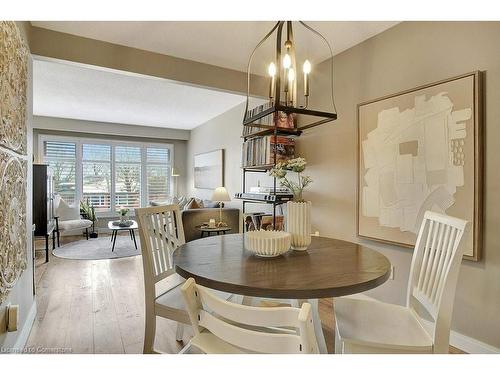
[243,21,337,132]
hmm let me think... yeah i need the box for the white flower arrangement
[269,157,312,202]
[118,206,130,216]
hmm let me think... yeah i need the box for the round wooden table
[173,233,391,353]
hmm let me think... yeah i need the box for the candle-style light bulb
[268,62,276,99]
[288,68,295,82]
[303,59,311,74]
[283,54,292,69]
[303,59,311,97]
[268,62,276,77]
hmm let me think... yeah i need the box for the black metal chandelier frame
[243,21,337,131]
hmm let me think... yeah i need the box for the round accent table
[198,226,231,238]
[173,233,391,353]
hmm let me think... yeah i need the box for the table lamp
[211,186,231,227]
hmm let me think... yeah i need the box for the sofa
[150,197,240,242]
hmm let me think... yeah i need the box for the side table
[198,226,231,238]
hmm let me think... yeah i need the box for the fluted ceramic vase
[286,201,311,251]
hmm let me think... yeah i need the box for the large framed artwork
[194,149,224,189]
[0,21,29,303]
[357,72,482,261]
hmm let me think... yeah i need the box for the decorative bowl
[244,230,291,258]
[112,220,133,227]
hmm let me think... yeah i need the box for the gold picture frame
[357,72,482,261]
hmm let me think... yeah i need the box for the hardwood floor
[27,234,464,354]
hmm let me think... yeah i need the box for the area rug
[52,235,141,260]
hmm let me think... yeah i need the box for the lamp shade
[211,186,231,202]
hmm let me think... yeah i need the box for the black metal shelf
[242,127,302,141]
[240,122,301,232]
[236,198,288,205]
[242,164,274,172]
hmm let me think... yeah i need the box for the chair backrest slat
[199,310,303,354]
[136,205,185,287]
[406,211,467,353]
[181,278,318,354]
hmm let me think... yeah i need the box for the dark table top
[198,226,231,232]
[174,233,391,299]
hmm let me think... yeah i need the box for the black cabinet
[33,164,55,262]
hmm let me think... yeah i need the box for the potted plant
[118,206,130,223]
[80,199,98,238]
[269,157,313,250]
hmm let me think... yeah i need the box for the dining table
[173,233,391,354]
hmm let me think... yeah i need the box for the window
[82,143,111,212]
[146,147,171,203]
[44,141,77,205]
[115,145,141,209]
[41,136,173,215]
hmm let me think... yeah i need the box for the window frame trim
[38,134,174,218]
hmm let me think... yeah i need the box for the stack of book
[244,213,285,231]
[241,135,295,167]
[243,102,295,137]
[249,186,291,194]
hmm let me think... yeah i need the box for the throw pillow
[194,197,204,208]
[56,197,80,220]
[178,196,188,210]
[185,198,201,210]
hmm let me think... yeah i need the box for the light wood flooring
[27,234,464,354]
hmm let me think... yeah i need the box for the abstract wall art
[357,72,482,261]
[194,149,224,189]
[0,21,29,303]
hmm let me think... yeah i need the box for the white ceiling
[31,21,399,72]
[33,58,247,129]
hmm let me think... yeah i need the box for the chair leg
[334,322,343,354]
[57,230,60,247]
[86,228,89,240]
[176,322,184,342]
[143,309,156,354]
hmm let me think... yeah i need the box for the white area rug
[52,235,141,260]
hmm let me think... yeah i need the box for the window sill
[95,212,137,219]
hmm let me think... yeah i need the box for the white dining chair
[334,211,468,354]
[180,277,319,354]
[135,204,232,354]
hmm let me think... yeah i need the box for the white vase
[286,201,311,251]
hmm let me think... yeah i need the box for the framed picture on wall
[357,71,483,261]
[194,149,224,189]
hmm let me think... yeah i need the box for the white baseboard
[13,300,37,351]
[448,329,500,354]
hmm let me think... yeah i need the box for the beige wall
[187,101,275,227]
[185,22,500,350]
